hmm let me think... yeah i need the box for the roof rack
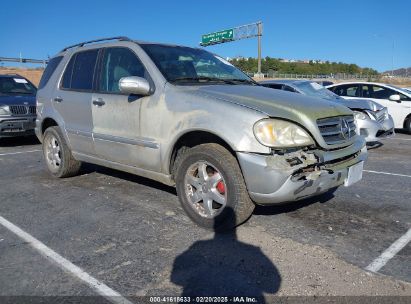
[61,36,131,52]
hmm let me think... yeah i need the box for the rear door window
[61,49,99,91]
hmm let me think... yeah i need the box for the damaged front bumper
[237,137,367,205]
[357,114,395,143]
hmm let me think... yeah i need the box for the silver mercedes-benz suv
[36,37,367,229]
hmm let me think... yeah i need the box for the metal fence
[249,71,411,81]
[259,72,378,80]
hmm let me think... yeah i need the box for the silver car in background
[260,80,395,143]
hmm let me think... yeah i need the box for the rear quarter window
[38,56,63,89]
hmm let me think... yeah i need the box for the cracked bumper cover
[237,137,367,205]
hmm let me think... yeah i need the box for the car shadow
[79,162,177,195]
[0,135,40,147]
[366,141,384,150]
[170,207,281,301]
[394,128,410,135]
[253,188,336,216]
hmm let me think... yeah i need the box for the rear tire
[43,126,81,178]
[175,143,255,231]
[404,116,411,134]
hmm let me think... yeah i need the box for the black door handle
[93,99,105,107]
[53,97,63,103]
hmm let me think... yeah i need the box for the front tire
[43,126,81,178]
[404,116,411,134]
[175,143,255,230]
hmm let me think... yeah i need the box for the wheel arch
[168,130,237,178]
[41,117,59,135]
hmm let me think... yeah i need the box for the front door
[91,47,158,169]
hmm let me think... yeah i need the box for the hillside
[383,67,411,77]
[0,67,44,86]
[229,57,379,75]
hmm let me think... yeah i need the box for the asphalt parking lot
[0,133,410,302]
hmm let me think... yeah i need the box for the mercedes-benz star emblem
[340,119,350,139]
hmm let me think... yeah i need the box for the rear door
[91,46,159,170]
[52,49,99,155]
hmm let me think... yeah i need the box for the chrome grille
[8,105,36,116]
[29,106,36,114]
[9,105,28,115]
[317,115,356,145]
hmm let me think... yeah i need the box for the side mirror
[389,94,401,102]
[119,76,151,96]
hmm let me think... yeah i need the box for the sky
[0,0,410,72]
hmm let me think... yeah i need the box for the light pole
[257,22,263,77]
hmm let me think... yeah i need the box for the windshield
[294,81,339,100]
[140,44,255,85]
[0,77,37,95]
[386,84,411,96]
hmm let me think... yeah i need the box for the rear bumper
[0,116,36,138]
[237,136,367,205]
[358,115,395,143]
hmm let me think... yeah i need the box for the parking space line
[0,215,133,304]
[0,150,41,156]
[366,229,411,273]
[363,170,411,178]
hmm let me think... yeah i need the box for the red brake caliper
[216,181,225,194]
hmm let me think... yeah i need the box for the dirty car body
[260,79,395,143]
[0,74,37,138]
[35,37,367,228]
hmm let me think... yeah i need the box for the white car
[327,82,411,133]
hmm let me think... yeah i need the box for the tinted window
[38,56,63,89]
[61,55,75,89]
[99,48,146,93]
[331,84,360,97]
[62,49,98,91]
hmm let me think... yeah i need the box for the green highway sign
[201,28,234,46]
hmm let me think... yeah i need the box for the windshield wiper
[171,76,235,84]
[223,78,259,85]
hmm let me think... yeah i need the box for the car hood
[0,95,36,106]
[330,97,383,111]
[190,84,351,119]
[182,84,355,149]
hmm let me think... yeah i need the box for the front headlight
[353,111,368,120]
[253,119,314,148]
[0,105,11,115]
